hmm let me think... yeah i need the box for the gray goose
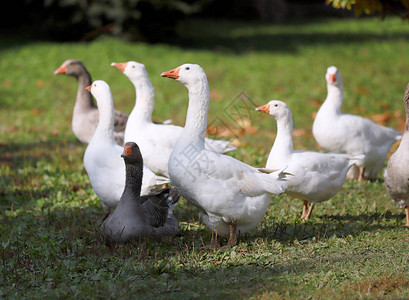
[100,142,180,244]
[54,59,128,145]
[385,82,409,227]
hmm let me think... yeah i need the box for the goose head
[121,142,143,164]
[85,80,111,105]
[326,66,343,87]
[256,100,291,121]
[54,59,87,77]
[161,63,207,89]
[111,61,147,80]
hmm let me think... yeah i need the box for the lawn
[1,16,409,298]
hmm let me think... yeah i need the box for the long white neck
[94,91,115,142]
[321,82,344,115]
[129,71,154,123]
[181,79,209,149]
[266,111,294,169]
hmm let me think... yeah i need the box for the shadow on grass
[182,32,409,54]
[0,204,364,298]
[0,137,84,169]
[0,137,88,212]
[243,211,403,245]
[170,202,405,249]
[2,165,403,247]
[3,176,408,299]
[0,187,52,207]
[320,211,405,222]
[4,204,401,299]
[2,18,409,57]
[169,193,405,246]
[176,17,409,54]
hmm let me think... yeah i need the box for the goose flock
[54,60,408,246]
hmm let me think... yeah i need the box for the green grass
[2,16,409,298]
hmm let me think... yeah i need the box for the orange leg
[302,203,315,221]
[358,167,365,182]
[301,200,309,220]
[405,206,409,228]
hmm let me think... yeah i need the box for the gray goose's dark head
[121,142,143,164]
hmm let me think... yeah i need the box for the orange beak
[122,145,133,157]
[54,64,67,75]
[161,67,180,79]
[111,62,127,72]
[256,103,270,114]
[85,84,92,92]
[328,73,336,83]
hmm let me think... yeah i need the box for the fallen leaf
[30,108,41,115]
[367,112,392,125]
[379,102,390,110]
[209,90,222,102]
[236,118,251,129]
[354,105,366,114]
[51,129,59,137]
[309,98,322,109]
[394,109,403,118]
[231,138,241,147]
[354,85,371,95]
[2,79,10,88]
[207,126,245,137]
[36,79,45,88]
[292,128,309,137]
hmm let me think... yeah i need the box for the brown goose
[54,59,128,145]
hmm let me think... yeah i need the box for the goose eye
[185,67,190,70]
[132,66,135,68]
[274,104,278,107]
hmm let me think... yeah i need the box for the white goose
[312,66,402,181]
[83,80,170,215]
[111,61,237,177]
[256,100,362,220]
[384,82,409,227]
[161,64,287,246]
